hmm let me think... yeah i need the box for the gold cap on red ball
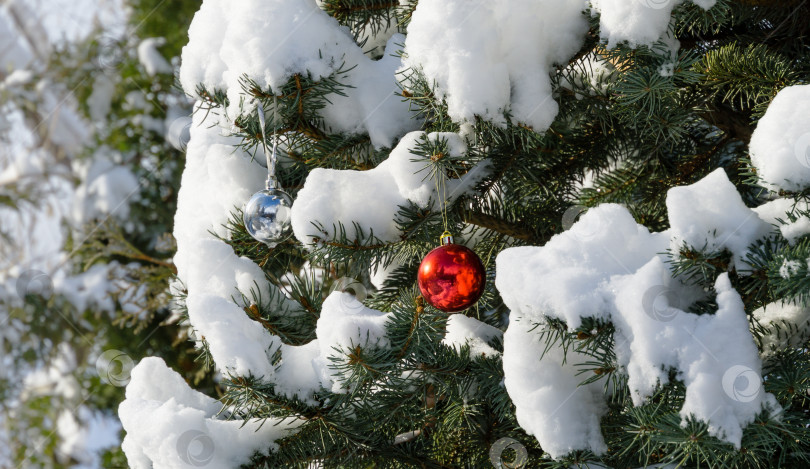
[440,230,454,246]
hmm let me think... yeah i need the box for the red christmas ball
[417,242,486,312]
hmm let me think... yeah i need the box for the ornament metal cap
[440,230,454,245]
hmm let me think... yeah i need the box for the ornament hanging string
[257,95,280,190]
[434,156,451,242]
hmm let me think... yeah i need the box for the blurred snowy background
[0,0,206,466]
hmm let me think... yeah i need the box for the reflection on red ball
[417,243,486,312]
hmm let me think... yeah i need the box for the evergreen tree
[1,1,206,466]
[120,0,810,468]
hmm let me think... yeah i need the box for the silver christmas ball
[243,188,293,247]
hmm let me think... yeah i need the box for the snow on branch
[119,358,302,469]
[749,84,810,193]
[496,170,782,457]
[179,0,415,148]
[291,131,490,245]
